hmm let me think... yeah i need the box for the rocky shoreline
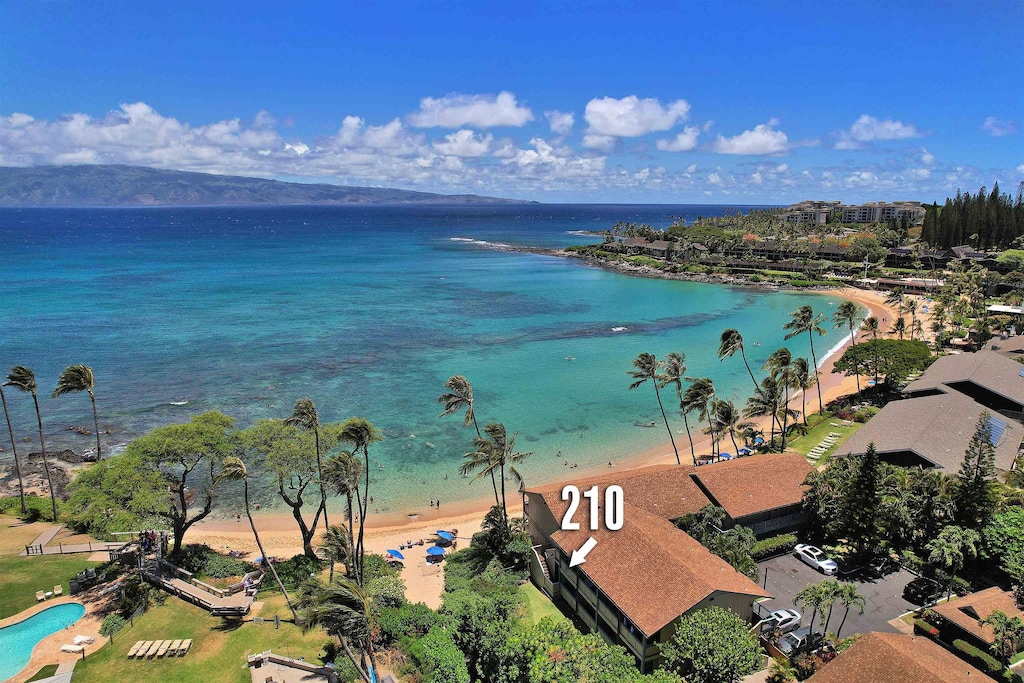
[0,449,78,499]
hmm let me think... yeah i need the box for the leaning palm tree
[659,351,696,465]
[339,418,382,588]
[861,316,881,385]
[764,349,798,451]
[628,353,680,466]
[461,423,532,525]
[743,376,782,448]
[718,328,759,391]
[438,375,500,498]
[297,576,377,683]
[683,378,717,458]
[285,399,328,532]
[793,358,816,426]
[783,306,828,414]
[713,399,743,455]
[834,583,867,637]
[0,384,27,514]
[219,456,297,621]
[833,301,862,394]
[4,367,57,520]
[52,364,102,460]
[322,451,363,581]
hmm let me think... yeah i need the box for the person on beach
[437,499,440,509]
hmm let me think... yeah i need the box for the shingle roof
[690,453,812,519]
[903,350,1024,407]
[806,632,986,683]
[932,587,1024,645]
[647,240,671,250]
[550,504,770,637]
[836,392,1022,472]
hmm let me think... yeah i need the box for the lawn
[786,413,865,462]
[74,595,328,683]
[519,583,566,626]
[26,665,58,681]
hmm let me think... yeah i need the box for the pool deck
[2,585,117,683]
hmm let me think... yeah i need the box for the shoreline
[192,285,902,549]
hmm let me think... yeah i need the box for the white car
[794,543,838,575]
[770,608,802,633]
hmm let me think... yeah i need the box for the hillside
[0,165,532,207]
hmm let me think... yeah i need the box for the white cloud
[710,121,789,155]
[685,163,697,173]
[835,114,922,149]
[656,126,700,152]
[432,129,493,157]
[545,110,574,135]
[707,172,722,184]
[981,116,1018,137]
[581,134,617,152]
[1018,163,1024,174]
[920,147,935,166]
[584,95,690,138]
[407,91,533,128]
[503,137,606,180]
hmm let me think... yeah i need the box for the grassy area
[0,515,53,555]
[26,665,59,681]
[74,596,328,683]
[0,554,101,619]
[519,583,566,626]
[786,413,865,462]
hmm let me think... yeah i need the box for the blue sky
[2,0,1021,203]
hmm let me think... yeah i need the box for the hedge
[912,618,939,639]
[752,533,798,560]
[953,638,1003,675]
[416,627,470,683]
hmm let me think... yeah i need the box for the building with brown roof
[523,454,812,671]
[806,632,986,683]
[903,349,1024,414]
[932,587,1024,649]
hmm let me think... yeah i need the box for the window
[987,415,1008,446]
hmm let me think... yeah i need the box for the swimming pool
[0,602,86,682]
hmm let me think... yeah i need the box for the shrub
[748,274,763,283]
[203,552,250,578]
[368,574,407,609]
[362,553,398,586]
[375,602,445,648]
[913,618,939,638]
[99,614,126,639]
[900,549,925,574]
[414,627,470,683]
[953,638,1003,675]
[271,554,325,590]
[752,533,798,560]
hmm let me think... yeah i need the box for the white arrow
[569,537,598,567]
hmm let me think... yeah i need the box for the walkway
[20,524,64,555]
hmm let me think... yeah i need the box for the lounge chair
[178,639,192,657]
[135,641,155,658]
[156,641,172,657]
[54,584,63,597]
[167,639,183,656]
[60,644,85,654]
[127,641,145,658]
[73,635,95,645]
[147,641,165,658]
[36,590,46,602]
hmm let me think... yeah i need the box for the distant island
[0,164,533,207]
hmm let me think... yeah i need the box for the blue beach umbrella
[426,546,446,556]
[738,447,752,456]
[719,452,732,460]
[754,437,765,445]
[387,549,405,560]
[437,531,454,541]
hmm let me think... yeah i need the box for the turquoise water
[0,602,86,681]
[0,205,848,514]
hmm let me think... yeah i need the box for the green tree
[743,376,785,449]
[52,364,101,460]
[784,306,828,413]
[795,581,834,634]
[891,317,907,340]
[339,417,383,587]
[4,366,57,520]
[659,352,697,465]
[416,627,470,683]
[629,353,681,466]
[953,413,999,531]
[834,583,867,637]
[660,607,761,683]
[905,299,920,341]
[461,423,532,527]
[683,378,717,456]
[980,609,1024,666]
[831,339,933,389]
[793,358,815,426]
[718,329,760,392]
[99,614,126,642]
[218,455,296,621]
[861,317,881,384]
[764,348,798,450]
[983,507,1024,580]
[833,301,862,394]
[0,383,27,515]
[843,443,882,560]
[439,375,500,504]
[297,576,377,683]
[65,450,168,536]
[713,399,744,456]
[927,525,981,598]
[285,398,329,534]
[323,451,363,580]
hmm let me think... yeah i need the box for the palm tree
[285,399,329,533]
[628,353,680,466]
[52,364,102,460]
[218,456,297,621]
[322,451,363,581]
[0,384,26,514]
[339,418,381,588]
[461,423,532,525]
[322,524,353,584]
[683,378,717,457]
[927,525,981,599]
[980,609,1024,666]
[912,318,924,343]
[891,317,907,340]
[658,352,696,466]
[297,576,377,683]
[795,582,832,635]
[713,399,743,455]
[438,375,499,500]
[906,298,919,341]
[764,348,798,450]
[833,301,862,394]
[743,376,782,448]
[834,583,867,637]
[4,367,57,520]
[793,358,815,426]
[885,287,906,317]
[784,306,828,414]
[718,329,759,391]
[861,316,881,385]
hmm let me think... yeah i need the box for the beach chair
[135,641,155,659]
[73,635,95,645]
[178,639,192,657]
[156,641,172,657]
[146,641,165,658]
[166,639,183,656]
[53,584,63,597]
[36,590,46,602]
[60,644,85,654]
[127,641,145,658]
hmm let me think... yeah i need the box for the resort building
[930,587,1024,653]
[781,200,925,225]
[523,454,811,671]
[902,349,1024,416]
[805,632,986,683]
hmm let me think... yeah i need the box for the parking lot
[757,554,920,636]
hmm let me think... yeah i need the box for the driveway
[757,554,919,636]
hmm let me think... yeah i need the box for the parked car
[903,577,944,604]
[777,626,824,656]
[794,543,839,575]
[769,608,802,634]
[863,555,899,579]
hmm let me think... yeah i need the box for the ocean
[0,204,850,514]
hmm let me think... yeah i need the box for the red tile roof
[932,587,1024,645]
[807,632,987,683]
[690,453,812,519]
[550,504,770,637]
